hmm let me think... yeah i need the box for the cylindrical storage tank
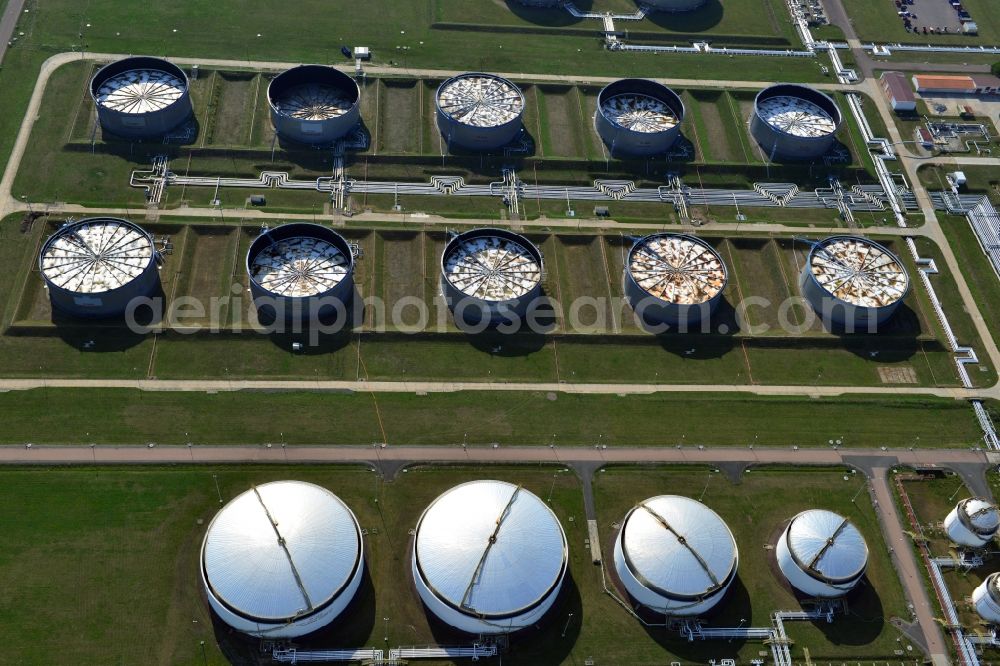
[974,573,1000,624]
[39,217,160,319]
[624,233,727,330]
[614,495,738,616]
[945,498,1000,548]
[750,84,842,160]
[595,79,684,156]
[412,480,568,634]
[90,56,192,139]
[776,509,868,598]
[200,480,364,638]
[436,73,525,151]
[643,0,707,12]
[799,236,909,330]
[267,65,361,145]
[440,228,543,327]
[247,223,355,322]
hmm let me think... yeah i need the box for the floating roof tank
[776,509,868,598]
[945,498,1000,548]
[246,223,355,322]
[412,480,568,634]
[799,236,909,330]
[39,217,160,319]
[268,65,361,145]
[614,495,738,616]
[90,56,193,139]
[200,480,364,638]
[595,79,685,156]
[440,228,543,327]
[436,73,525,151]
[750,84,842,160]
[974,573,1000,624]
[624,233,727,330]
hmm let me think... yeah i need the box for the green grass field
[940,214,1000,355]
[840,0,1000,45]
[0,465,918,664]
[0,388,987,446]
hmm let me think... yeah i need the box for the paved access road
[0,376,986,399]
[0,0,27,66]
[0,443,987,466]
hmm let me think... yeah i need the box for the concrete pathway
[0,376,987,399]
[871,467,950,665]
[0,0,27,66]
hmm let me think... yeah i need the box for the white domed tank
[776,509,868,598]
[412,480,568,634]
[200,481,364,638]
[973,573,1000,624]
[613,495,738,616]
[945,498,1000,548]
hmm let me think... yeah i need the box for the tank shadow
[635,575,752,661]
[634,294,740,338]
[441,127,539,159]
[461,328,549,356]
[642,0,724,32]
[504,0,591,26]
[46,283,166,352]
[807,579,885,646]
[208,563,377,665]
[260,286,360,353]
[768,138,853,166]
[96,115,201,147]
[422,570,584,665]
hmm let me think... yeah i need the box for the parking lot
[893,0,966,36]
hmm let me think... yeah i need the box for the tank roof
[808,237,908,308]
[620,495,737,600]
[94,67,186,114]
[437,74,524,128]
[202,480,362,623]
[40,218,154,294]
[414,480,567,618]
[250,236,350,297]
[443,232,541,302]
[629,235,726,305]
[785,509,868,584]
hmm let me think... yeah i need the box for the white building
[776,509,868,598]
[412,480,568,634]
[945,498,1000,548]
[614,495,738,616]
[200,480,364,638]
